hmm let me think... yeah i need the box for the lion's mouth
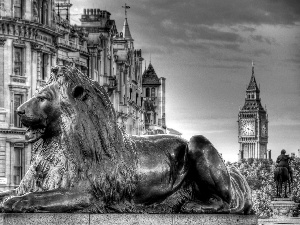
[25,128,46,143]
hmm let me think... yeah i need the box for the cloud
[133,0,300,27]
[252,49,271,56]
[250,35,276,45]
[184,25,244,43]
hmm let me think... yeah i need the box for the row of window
[14,47,49,80]
[13,0,50,25]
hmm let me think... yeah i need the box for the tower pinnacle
[122,3,133,40]
[122,3,130,19]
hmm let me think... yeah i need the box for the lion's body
[1,66,252,214]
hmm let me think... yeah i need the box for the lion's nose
[16,108,25,115]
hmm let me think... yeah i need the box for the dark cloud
[250,35,276,45]
[184,25,244,43]
[133,0,300,26]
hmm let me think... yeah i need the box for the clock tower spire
[238,62,269,160]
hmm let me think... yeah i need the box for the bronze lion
[0,66,252,214]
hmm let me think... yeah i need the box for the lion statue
[0,66,252,214]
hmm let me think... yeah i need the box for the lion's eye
[37,96,47,102]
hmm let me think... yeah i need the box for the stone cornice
[0,17,61,37]
[0,128,26,135]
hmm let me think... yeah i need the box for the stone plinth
[0,213,258,225]
[259,217,300,225]
[271,198,299,218]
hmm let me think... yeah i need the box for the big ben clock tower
[238,63,268,160]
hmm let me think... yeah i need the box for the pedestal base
[271,198,299,218]
[0,213,258,225]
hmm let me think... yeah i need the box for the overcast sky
[70,0,300,162]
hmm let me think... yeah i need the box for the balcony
[57,38,88,53]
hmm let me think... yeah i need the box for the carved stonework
[271,198,299,218]
[31,43,42,51]
[0,38,6,47]
[15,25,19,36]
[13,39,26,47]
[32,0,39,22]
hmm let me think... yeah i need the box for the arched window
[136,93,138,103]
[151,88,155,98]
[146,88,150,97]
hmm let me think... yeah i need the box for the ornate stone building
[0,1,147,191]
[238,63,269,160]
[142,63,166,134]
[79,7,145,135]
[0,0,61,191]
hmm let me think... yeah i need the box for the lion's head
[17,66,137,205]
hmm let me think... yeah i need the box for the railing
[57,37,68,45]
[57,38,88,53]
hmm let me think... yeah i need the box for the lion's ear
[72,85,87,101]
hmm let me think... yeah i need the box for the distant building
[79,7,145,135]
[142,63,166,134]
[238,63,269,160]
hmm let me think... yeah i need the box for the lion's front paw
[3,196,33,212]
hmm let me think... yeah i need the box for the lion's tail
[228,166,253,215]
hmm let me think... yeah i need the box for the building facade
[0,0,61,190]
[0,2,154,191]
[79,7,145,135]
[238,63,269,160]
[142,63,166,134]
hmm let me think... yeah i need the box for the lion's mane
[17,66,137,208]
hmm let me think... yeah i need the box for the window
[41,0,48,25]
[14,94,23,128]
[146,88,150,97]
[41,53,49,80]
[146,113,151,123]
[130,88,132,99]
[14,0,23,19]
[14,47,23,76]
[14,147,25,185]
[151,88,155,98]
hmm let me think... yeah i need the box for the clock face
[241,120,255,136]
